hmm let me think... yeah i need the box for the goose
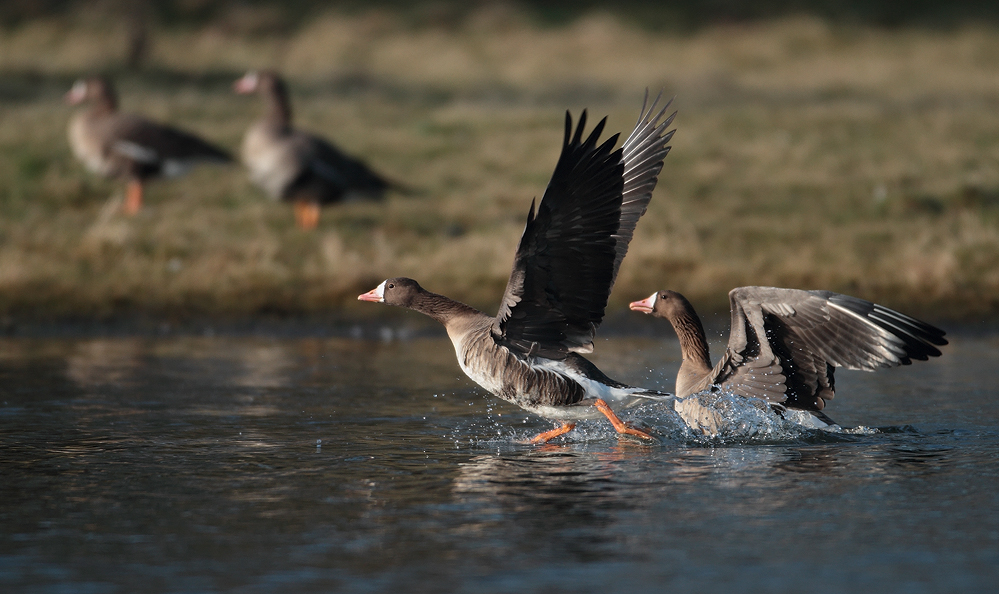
[629,287,947,434]
[65,77,232,215]
[359,94,676,443]
[234,70,394,229]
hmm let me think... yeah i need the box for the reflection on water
[66,338,146,388]
[0,333,997,592]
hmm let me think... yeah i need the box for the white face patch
[234,72,260,94]
[629,292,657,314]
[243,72,259,91]
[357,280,387,303]
[67,80,88,104]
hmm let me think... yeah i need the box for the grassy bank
[2,8,999,323]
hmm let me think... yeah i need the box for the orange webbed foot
[593,399,657,442]
[528,422,576,444]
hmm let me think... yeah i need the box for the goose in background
[629,287,947,434]
[234,70,395,230]
[359,94,676,443]
[65,77,232,215]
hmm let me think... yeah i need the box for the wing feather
[496,96,676,359]
[711,287,947,410]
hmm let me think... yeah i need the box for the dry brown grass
[2,9,999,322]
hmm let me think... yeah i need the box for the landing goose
[629,288,947,434]
[234,70,394,229]
[66,77,232,215]
[359,94,677,443]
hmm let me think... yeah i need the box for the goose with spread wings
[629,287,947,434]
[359,94,676,443]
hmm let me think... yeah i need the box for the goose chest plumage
[360,94,677,443]
[630,287,948,434]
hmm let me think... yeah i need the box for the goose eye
[387,283,395,289]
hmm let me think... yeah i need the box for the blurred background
[2,0,998,326]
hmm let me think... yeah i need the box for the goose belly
[454,351,514,401]
[448,331,570,413]
[456,355,606,421]
[447,333,642,421]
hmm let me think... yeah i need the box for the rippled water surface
[1,330,998,593]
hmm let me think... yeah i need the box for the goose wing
[710,287,947,410]
[495,95,675,359]
[302,133,390,195]
[108,113,231,167]
[612,93,676,286]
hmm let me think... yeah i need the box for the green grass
[2,10,999,323]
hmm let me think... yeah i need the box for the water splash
[662,390,846,443]
[438,389,892,449]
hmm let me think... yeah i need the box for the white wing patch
[114,140,159,163]
[161,159,195,178]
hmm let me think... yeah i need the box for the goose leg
[529,422,576,444]
[593,399,656,441]
[123,180,143,215]
[294,201,321,230]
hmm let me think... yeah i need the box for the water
[1,330,997,593]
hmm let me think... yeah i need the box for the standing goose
[629,287,947,433]
[359,94,676,443]
[66,77,232,215]
[234,70,394,230]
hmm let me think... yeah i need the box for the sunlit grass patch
[1,10,998,321]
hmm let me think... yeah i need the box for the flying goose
[629,287,947,433]
[359,94,676,443]
[66,77,232,215]
[234,70,394,229]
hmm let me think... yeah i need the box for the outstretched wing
[612,92,676,287]
[495,95,676,359]
[710,287,947,410]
